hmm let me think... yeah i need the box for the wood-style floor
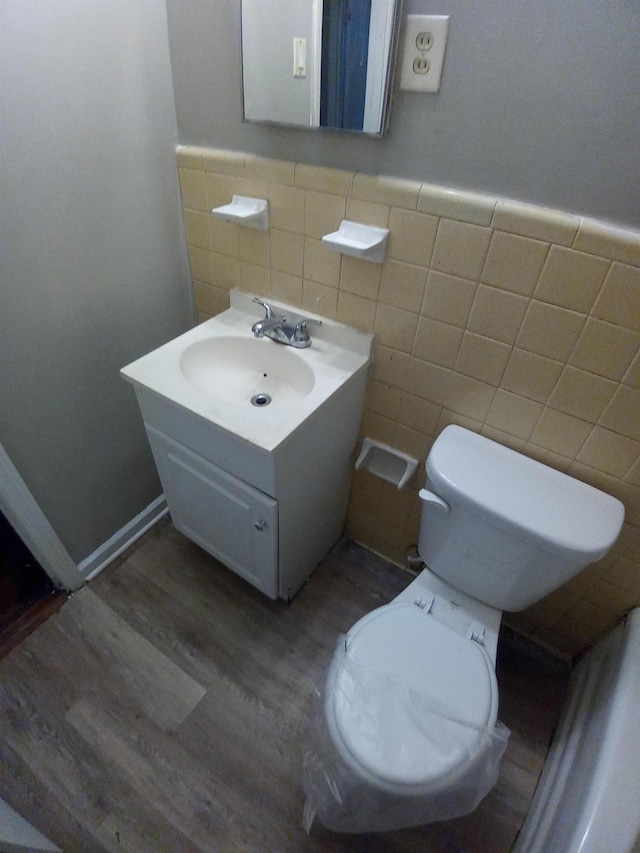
[0,519,570,852]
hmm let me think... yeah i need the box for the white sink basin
[179,336,315,406]
[121,290,373,451]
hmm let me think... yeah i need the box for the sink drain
[251,393,272,407]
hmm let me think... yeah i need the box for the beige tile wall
[176,145,640,658]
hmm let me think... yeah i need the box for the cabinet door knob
[254,519,267,531]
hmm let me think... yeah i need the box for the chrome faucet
[251,297,322,348]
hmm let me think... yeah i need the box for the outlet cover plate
[399,14,449,93]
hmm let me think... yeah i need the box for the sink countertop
[121,290,373,452]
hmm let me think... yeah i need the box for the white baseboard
[79,495,168,581]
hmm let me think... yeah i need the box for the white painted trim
[0,442,82,591]
[311,0,323,126]
[363,0,396,133]
[0,797,61,852]
[79,495,169,581]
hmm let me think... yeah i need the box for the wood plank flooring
[0,519,570,852]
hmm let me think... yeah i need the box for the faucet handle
[253,296,278,320]
[294,317,322,343]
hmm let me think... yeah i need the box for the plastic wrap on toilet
[301,637,510,834]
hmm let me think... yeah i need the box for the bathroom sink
[121,289,373,601]
[179,336,315,406]
[120,289,372,452]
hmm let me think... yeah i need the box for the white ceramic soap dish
[322,220,389,263]
[211,195,269,230]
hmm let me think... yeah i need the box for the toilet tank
[418,426,625,612]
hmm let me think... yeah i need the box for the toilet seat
[325,602,499,795]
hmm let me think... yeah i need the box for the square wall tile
[548,366,617,423]
[482,231,549,296]
[576,426,640,478]
[387,208,438,268]
[599,385,640,442]
[184,209,211,250]
[444,373,496,421]
[404,359,452,406]
[240,261,269,295]
[534,246,610,313]
[270,229,303,276]
[374,304,419,353]
[397,393,441,436]
[188,245,214,284]
[485,389,543,440]
[392,423,432,462]
[530,408,592,458]
[304,190,346,239]
[592,263,640,333]
[570,318,640,381]
[336,291,377,333]
[304,238,341,288]
[302,280,338,318]
[430,220,492,281]
[268,184,305,234]
[524,442,572,472]
[235,176,269,200]
[212,253,240,290]
[413,317,464,368]
[206,172,236,209]
[269,271,302,307]
[210,218,239,257]
[371,344,410,388]
[365,378,402,420]
[193,281,226,316]
[340,255,382,300]
[467,284,529,344]
[455,332,511,386]
[178,167,208,211]
[378,259,427,312]
[238,228,270,267]
[516,301,585,362]
[346,198,390,228]
[501,348,564,403]
[623,352,640,390]
[421,271,478,328]
[480,425,527,451]
[582,580,637,616]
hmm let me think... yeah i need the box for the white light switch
[399,15,449,93]
[293,37,306,78]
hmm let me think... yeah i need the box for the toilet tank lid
[426,426,625,561]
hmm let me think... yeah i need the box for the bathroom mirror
[241,0,401,135]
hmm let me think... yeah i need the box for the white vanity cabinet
[121,291,373,601]
[145,426,279,598]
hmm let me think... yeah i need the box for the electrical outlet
[399,14,449,93]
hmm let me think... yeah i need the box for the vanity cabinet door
[146,427,278,598]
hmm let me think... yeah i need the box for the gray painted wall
[0,1,194,562]
[166,0,639,229]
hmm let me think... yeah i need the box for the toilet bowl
[325,599,499,796]
[303,425,625,833]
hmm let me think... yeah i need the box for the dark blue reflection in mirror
[321,0,372,131]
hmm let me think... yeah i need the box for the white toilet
[304,425,625,833]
